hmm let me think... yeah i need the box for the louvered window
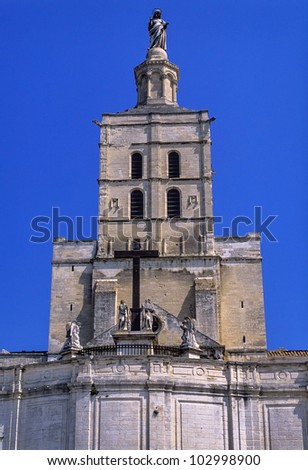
[167,189,180,218]
[131,153,142,179]
[131,190,144,219]
[168,152,180,178]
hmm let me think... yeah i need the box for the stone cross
[114,249,159,330]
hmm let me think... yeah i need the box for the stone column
[146,72,151,101]
[161,73,167,98]
[94,279,117,338]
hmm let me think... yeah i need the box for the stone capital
[95,279,118,293]
[194,276,216,291]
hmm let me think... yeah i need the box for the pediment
[86,302,223,354]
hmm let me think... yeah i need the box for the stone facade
[0,352,307,450]
[0,15,307,450]
[47,46,266,356]
[48,234,266,354]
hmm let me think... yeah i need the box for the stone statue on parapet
[118,299,130,330]
[180,316,200,349]
[62,320,82,351]
[148,9,168,50]
[141,298,154,330]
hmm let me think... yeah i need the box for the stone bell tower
[48,9,266,357]
[97,43,214,258]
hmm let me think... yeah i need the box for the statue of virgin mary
[148,9,169,50]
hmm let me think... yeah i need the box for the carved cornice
[97,176,211,183]
[134,59,179,75]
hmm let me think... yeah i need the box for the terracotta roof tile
[268,350,308,357]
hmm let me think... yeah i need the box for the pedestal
[112,330,157,356]
[179,346,201,359]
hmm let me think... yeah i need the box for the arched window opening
[139,75,147,104]
[131,153,143,179]
[131,190,144,219]
[168,152,180,178]
[167,189,180,218]
[165,74,173,102]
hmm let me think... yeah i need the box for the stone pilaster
[194,276,218,341]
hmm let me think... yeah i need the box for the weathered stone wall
[92,257,218,336]
[48,241,96,353]
[219,260,266,349]
[0,355,307,450]
[216,235,266,350]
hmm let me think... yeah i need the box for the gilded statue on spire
[148,9,168,50]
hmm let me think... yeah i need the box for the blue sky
[0,0,307,351]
